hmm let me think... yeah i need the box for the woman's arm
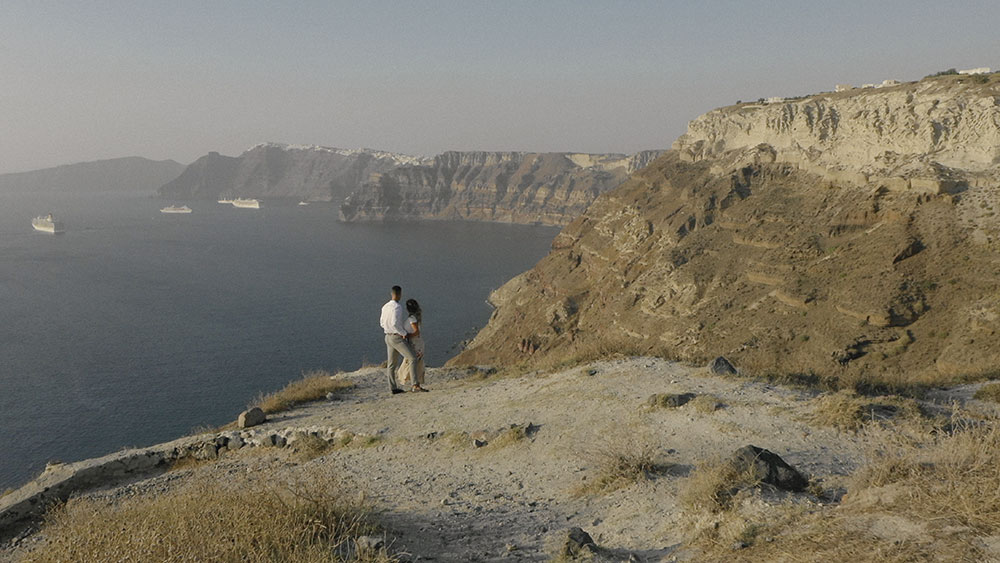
[409,321,421,338]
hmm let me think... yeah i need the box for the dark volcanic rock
[729,445,808,492]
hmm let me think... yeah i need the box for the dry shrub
[23,467,395,562]
[679,456,762,513]
[290,432,335,461]
[974,382,1000,403]
[690,394,724,414]
[579,437,670,494]
[682,420,1000,561]
[487,425,529,449]
[252,370,353,414]
[808,390,924,431]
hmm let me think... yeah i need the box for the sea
[0,191,559,490]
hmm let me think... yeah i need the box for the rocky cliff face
[159,143,661,225]
[674,74,1000,192]
[157,143,427,203]
[450,73,1000,388]
[338,150,663,225]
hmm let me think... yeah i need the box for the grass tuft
[689,394,724,414]
[680,456,762,513]
[579,438,670,494]
[252,370,353,414]
[808,390,925,431]
[23,466,395,562]
[974,382,1000,403]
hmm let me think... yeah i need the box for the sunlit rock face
[451,74,1000,387]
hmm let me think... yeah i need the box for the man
[380,285,420,394]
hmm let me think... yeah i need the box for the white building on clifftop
[959,67,991,75]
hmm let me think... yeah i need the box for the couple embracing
[379,285,428,394]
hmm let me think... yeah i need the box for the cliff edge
[339,150,663,225]
[450,73,1000,388]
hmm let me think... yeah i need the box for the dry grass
[578,437,671,495]
[252,370,354,415]
[689,394,724,413]
[808,390,925,431]
[974,382,1000,403]
[23,466,395,562]
[487,425,530,449]
[682,420,1000,561]
[679,456,762,513]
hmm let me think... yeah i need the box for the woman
[399,298,428,391]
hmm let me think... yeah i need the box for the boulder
[708,356,737,375]
[729,445,808,492]
[561,527,598,558]
[238,407,266,429]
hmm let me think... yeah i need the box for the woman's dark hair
[405,299,422,323]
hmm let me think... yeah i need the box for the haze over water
[0,192,558,489]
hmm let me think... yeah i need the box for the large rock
[237,407,266,429]
[708,356,737,375]
[561,527,598,558]
[729,445,808,492]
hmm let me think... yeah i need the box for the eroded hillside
[451,74,1000,388]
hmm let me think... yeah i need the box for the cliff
[339,150,664,225]
[157,143,427,203]
[0,156,184,194]
[450,73,1000,388]
[157,144,663,225]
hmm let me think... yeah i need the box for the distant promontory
[156,143,664,226]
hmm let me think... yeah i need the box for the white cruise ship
[217,198,234,204]
[32,214,65,234]
[160,205,192,214]
[232,198,261,209]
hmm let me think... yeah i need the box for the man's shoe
[391,388,405,395]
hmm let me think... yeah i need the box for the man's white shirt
[380,300,410,336]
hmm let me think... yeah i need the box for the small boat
[32,214,65,234]
[217,198,234,204]
[160,205,192,214]
[232,198,261,209]
[298,201,310,206]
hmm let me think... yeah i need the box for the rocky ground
[4,357,990,562]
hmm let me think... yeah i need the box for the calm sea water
[0,192,558,489]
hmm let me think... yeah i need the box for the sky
[1,0,998,174]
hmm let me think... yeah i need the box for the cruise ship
[32,214,65,234]
[232,198,260,209]
[160,205,192,214]
[217,198,234,204]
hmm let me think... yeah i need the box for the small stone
[648,392,697,408]
[587,369,598,376]
[237,407,266,429]
[473,439,488,448]
[732,541,749,550]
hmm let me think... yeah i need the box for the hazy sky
[2,1,998,173]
